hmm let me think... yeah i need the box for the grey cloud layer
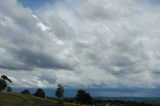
[0,0,73,71]
[0,0,160,89]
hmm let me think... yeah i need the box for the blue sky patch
[18,0,55,9]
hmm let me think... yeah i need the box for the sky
[0,0,160,97]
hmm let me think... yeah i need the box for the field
[0,93,80,106]
[1,92,159,106]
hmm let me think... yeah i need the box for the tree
[0,79,7,92]
[21,89,30,95]
[55,84,64,99]
[55,84,64,105]
[75,89,93,105]
[1,75,12,83]
[34,88,45,98]
[7,86,12,92]
[0,75,12,92]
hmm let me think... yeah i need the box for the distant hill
[0,92,80,106]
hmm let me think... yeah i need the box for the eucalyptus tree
[0,75,12,92]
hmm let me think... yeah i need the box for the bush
[75,89,93,105]
[34,88,45,98]
[21,89,31,95]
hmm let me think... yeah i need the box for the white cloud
[0,0,160,89]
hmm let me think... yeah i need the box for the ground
[0,92,80,106]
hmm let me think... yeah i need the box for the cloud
[10,48,72,70]
[1,0,160,91]
[0,0,73,71]
[34,0,160,89]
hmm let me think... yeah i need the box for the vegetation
[0,75,12,92]
[55,84,64,105]
[34,88,45,98]
[21,89,31,95]
[0,74,159,106]
[0,93,80,106]
[0,80,7,92]
[55,84,64,99]
[7,86,12,92]
[75,89,93,105]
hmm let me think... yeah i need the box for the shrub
[75,89,93,105]
[34,88,45,98]
[21,89,31,95]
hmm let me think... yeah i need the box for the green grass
[0,93,80,106]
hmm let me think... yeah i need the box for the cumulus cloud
[1,0,160,90]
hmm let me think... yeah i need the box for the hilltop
[0,92,80,106]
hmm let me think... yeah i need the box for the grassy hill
[0,93,80,106]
